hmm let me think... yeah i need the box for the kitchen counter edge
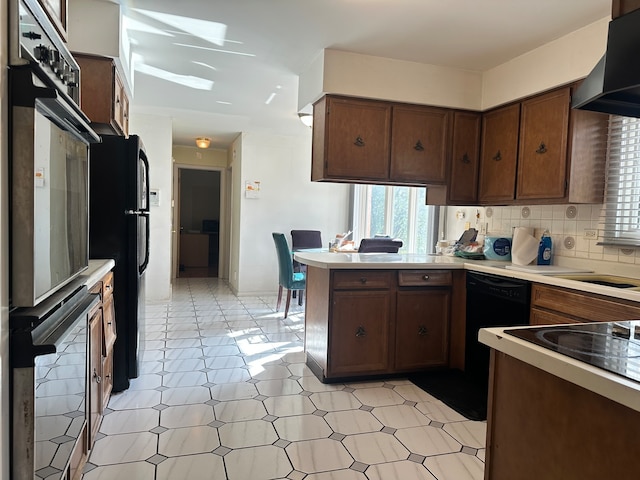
[479,325,640,413]
[293,252,640,302]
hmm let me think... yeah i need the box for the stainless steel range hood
[572,8,640,117]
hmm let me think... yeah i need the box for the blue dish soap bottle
[537,230,552,265]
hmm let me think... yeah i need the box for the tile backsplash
[446,205,639,266]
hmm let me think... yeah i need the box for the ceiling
[117,0,612,149]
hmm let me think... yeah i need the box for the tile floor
[82,278,486,480]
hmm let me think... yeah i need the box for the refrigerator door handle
[125,209,142,215]
[139,212,150,275]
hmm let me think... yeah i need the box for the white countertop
[79,259,115,288]
[479,325,640,413]
[293,251,640,302]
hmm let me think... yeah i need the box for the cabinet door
[390,105,450,184]
[89,307,103,446]
[324,97,391,181]
[517,87,570,200]
[448,111,481,204]
[395,289,450,370]
[329,290,391,376]
[478,104,520,203]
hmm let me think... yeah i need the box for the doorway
[177,168,221,278]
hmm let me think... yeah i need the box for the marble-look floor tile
[416,400,468,423]
[224,445,292,480]
[89,432,157,465]
[255,378,303,397]
[82,461,155,480]
[99,408,159,434]
[218,419,278,448]
[443,421,487,449]
[394,425,463,456]
[423,452,484,480]
[309,390,362,412]
[157,425,220,456]
[366,460,437,480]
[156,453,226,480]
[342,431,410,464]
[323,409,384,435]
[353,386,406,407]
[273,414,332,441]
[286,438,353,473]
[303,470,367,480]
[371,404,431,429]
[160,404,215,429]
[161,386,212,406]
[263,395,316,417]
[162,371,208,388]
[214,398,267,422]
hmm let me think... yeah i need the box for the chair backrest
[358,238,403,253]
[272,233,295,288]
[290,230,322,250]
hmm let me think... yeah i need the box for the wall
[299,49,483,111]
[481,18,609,108]
[230,132,350,295]
[129,113,173,303]
[173,145,228,168]
[0,0,8,475]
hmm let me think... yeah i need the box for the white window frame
[352,184,439,253]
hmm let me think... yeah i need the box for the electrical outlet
[583,229,598,239]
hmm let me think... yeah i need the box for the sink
[553,274,640,290]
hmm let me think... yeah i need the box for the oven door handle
[31,293,100,357]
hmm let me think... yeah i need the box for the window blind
[599,115,640,246]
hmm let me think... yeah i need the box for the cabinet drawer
[398,270,452,287]
[531,284,640,322]
[332,270,393,290]
[102,271,114,300]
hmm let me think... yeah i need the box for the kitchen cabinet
[612,0,640,17]
[311,95,451,186]
[305,267,452,382]
[427,110,482,205]
[395,270,450,370]
[485,349,640,480]
[530,283,640,325]
[74,53,129,136]
[88,270,117,447]
[478,84,609,205]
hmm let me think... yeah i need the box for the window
[600,116,640,246]
[352,184,439,253]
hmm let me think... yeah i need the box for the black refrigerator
[89,134,150,392]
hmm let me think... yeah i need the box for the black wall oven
[8,0,100,478]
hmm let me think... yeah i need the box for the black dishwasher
[465,271,531,384]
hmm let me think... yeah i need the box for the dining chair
[358,237,403,253]
[290,229,322,272]
[272,232,306,318]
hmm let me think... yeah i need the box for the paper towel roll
[512,227,538,265]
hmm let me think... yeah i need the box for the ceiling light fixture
[196,137,211,149]
[298,113,313,128]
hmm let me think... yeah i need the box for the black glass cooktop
[507,321,640,383]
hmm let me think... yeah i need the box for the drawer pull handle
[93,368,102,384]
[414,140,425,151]
[360,278,367,284]
[418,326,429,336]
[492,150,502,162]
[535,142,547,154]
[107,322,112,325]
[354,136,365,147]
[355,326,366,337]
[422,275,430,281]
[461,153,470,164]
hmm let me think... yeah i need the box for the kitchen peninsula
[479,323,640,480]
[294,250,640,380]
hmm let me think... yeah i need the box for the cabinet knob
[355,326,366,337]
[354,136,365,147]
[418,325,429,336]
[414,140,425,151]
[422,275,430,281]
[461,153,470,164]
[535,142,547,154]
[492,150,502,161]
[359,277,367,284]
[93,368,102,384]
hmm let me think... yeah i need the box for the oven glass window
[33,108,89,301]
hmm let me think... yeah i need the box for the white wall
[230,132,350,296]
[129,113,173,303]
[481,18,609,108]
